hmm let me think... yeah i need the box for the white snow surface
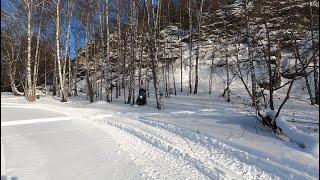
[1,92,319,180]
[275,114,319,156]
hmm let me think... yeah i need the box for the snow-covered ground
[1,95,143,180]
[1,92,318,180]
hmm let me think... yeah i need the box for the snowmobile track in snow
[87,115,209,179]
[138,117,316,180]
[86,110,316,180]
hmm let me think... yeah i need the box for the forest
[1,0,319,137]
[1,1,319,179]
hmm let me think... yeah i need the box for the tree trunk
[138,36,143,86]
[180,6,183,92]
[172,66,177,95]
[194,0,203,94]
[74,59,78,96]
[131,1,138,106]
[244,2,257,106]
[309,0,319,105]
[65,1,73,97]
[209,52,214,95]
[9,61,24,96]
[167,63,170,98]
[99,1,105,100]
[56,0,67,102]
[123,44,126,103]
[264,21,275,110]
[69,56,72,96]
[249,46,257,106]
[44,52,47,94]
[85,18,94,103]
[116,0,121,99]
[105,0,111,102]
[33,3,44,98]
[94,50,98,99]
[26,3,35,102]
[147,0,162,110]
[275,80,294,120]
[53,55,57,96]
[292,39,315,105]
[194,41,199,94]
[314,57,319,105]
[188,0,193,94]
[225,53,230,102]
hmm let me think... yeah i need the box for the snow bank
[259,109,318,156]
[273,113,319,156]
[138,116,318,179]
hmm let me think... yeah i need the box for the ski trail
[85,116,209,180]
[82,109,316,180]
[138,116,316,180]
[105,119,231,180]
[84,111,253,179]
[105,116,273,180]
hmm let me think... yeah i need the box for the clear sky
[1,0,162,60]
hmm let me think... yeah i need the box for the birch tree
[147,0,162,110]
[32,1,44,98]
[54,0,68,102]
[1,27,24,96]
[24,0,36,102]
[63,0,73,97]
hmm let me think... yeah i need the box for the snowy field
[1,92,319,180]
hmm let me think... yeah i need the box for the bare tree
[1,28,24,96]
[179,6,183,92]
[85,16,94,102]
[308,0,319,105]
[147,0,162,110]
[105,0,111,102]
[23,0,36,101]
[54,0,67,102]
[188,0,193,94]
[193,0,204,94]
[63,0,73,97]
[244,0,257,106]
[208,51,215,95]
[32,1,45,99]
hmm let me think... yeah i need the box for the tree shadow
[1,176,18,180]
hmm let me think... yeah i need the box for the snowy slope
[56,24,320,179]
[97,92,319,178]
[2,91,317,179]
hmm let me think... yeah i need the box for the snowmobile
[136,88,147,106]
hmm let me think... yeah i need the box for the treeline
[1,0,319,121]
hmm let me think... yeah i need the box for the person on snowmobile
[137,86,147,106]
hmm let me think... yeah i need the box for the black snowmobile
[136,88,147,106]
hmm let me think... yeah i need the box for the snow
[2,42,320,178]
[1,26,319,179]
[1,95,143,180]
[1,116,72,127]
[1,89,319,179]
[275,114,319,155]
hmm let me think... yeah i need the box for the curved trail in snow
[84,109,316,180]
[2,94,317,180]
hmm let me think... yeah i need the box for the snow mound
[275,115,319,157]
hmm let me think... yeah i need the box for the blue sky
[1,0,84,60]
[1,0,163,60]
